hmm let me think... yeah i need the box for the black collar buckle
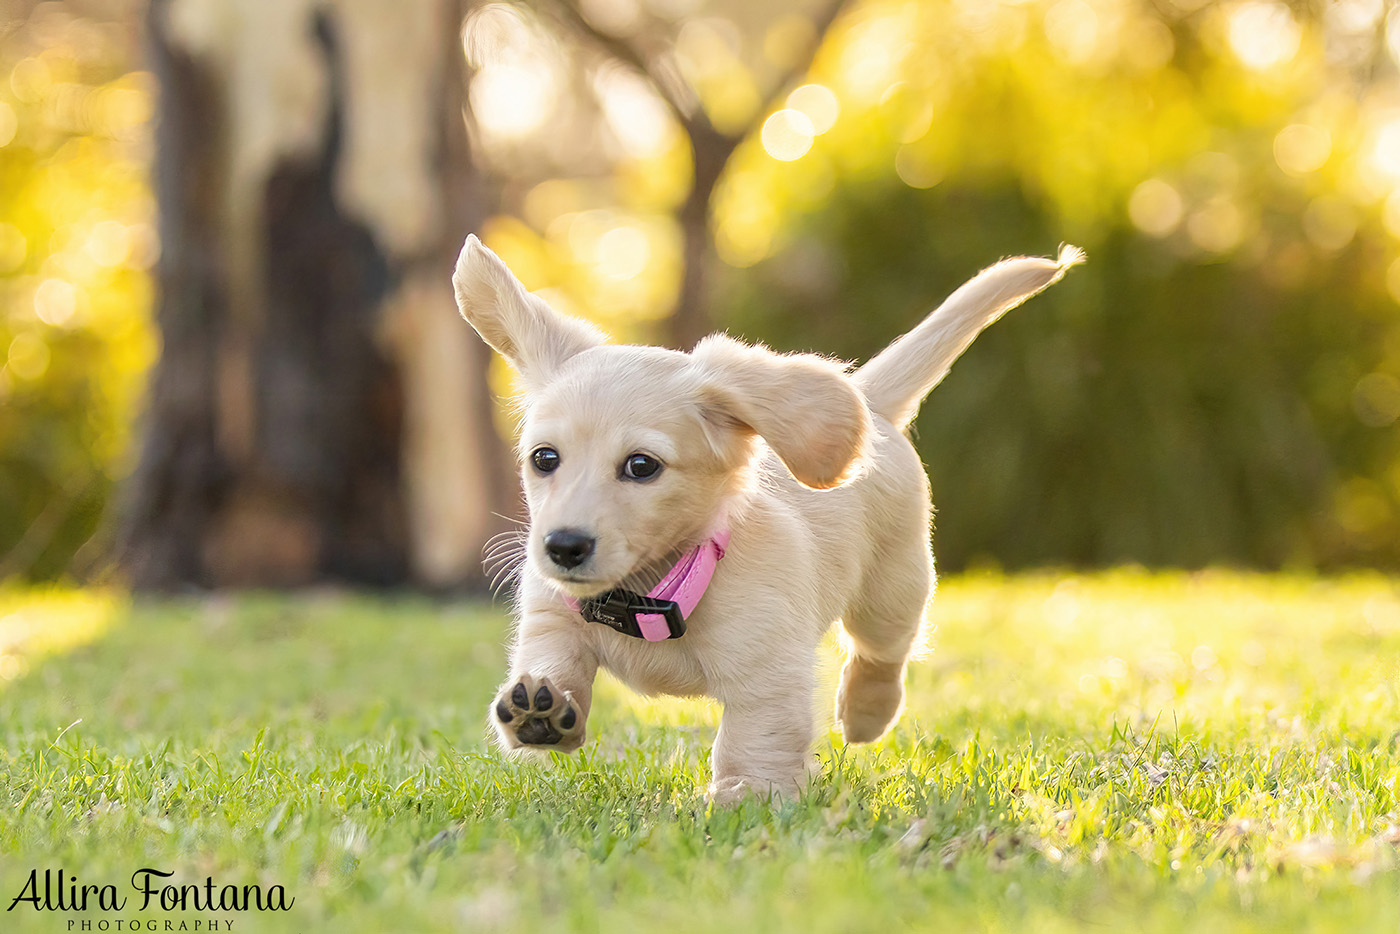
[578,589,686,640]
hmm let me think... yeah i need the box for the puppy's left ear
[453,235,605,388]
[693,336,872,490]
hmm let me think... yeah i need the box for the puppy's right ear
[452,235,605,389]
[692,336,871,490]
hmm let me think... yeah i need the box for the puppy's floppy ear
[692,335,872,490]
[452,235,605,388]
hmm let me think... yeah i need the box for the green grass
[1,572,1399,932]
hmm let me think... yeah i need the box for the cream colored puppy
[453,234,1082,803]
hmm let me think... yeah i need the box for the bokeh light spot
[880,83,934,144]
[0,100,16,147]
[1353,372,1400,427]
[676,19,741,78]
[761,109,815,162]
[1123,17,1176,71]
[128,223,160,270]
[1369,118,1400,181]
[1329,0,1383,34]
[9,56,50,103]
[1187,200,1245,254]
[1335,478,1392,548]
[894,145,944,189]
[786,84,839,135]
[1128,179,1184,236]
[99,87,151,137]
[595,225,650,281]
[1386,5,1400,68]
[462,3,529,68]
[7,333,51,381]
[715,210,774,268]
[837,15,911,103]
[470,63,556,140]
[1228,2,1300,70]
[86,220,132,268]
[1044,0,1100,65]
[578,0,641,36]
[1302,196,1357,252]
[596,66,671,158]
[34,278,79,327]
[1273,124,1331,176]
[524,179,583,231]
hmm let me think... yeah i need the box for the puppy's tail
[852,245,1084,431]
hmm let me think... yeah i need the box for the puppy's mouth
[537,567,619,601]
[548,574,609,598]
[538,552,678,601]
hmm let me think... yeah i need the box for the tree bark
[121,0,235,588]
[672,124,735,350]
[122,0,510,590]
[383,0,517,589]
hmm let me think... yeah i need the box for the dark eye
[531,447,560,474]
[622,453,663,481]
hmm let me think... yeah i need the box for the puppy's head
[454,235,871,598]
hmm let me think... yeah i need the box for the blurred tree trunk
[122,0,513,590]
[673,124,736,350]
[546,0,847,350]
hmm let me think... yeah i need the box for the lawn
[1,572,1398,932]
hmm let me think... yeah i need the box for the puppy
[453,234,1082,802]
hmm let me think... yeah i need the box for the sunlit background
[0,0,152,580]
[4,0,1400,582]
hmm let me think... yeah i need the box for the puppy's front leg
[709,653,818,804]
[491,611,597,754]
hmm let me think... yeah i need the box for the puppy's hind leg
[836,548,932,744]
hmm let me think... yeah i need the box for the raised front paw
[491,674,586,752]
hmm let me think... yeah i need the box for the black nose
[544,529,595,569]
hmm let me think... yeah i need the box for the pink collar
[563,530,730,642]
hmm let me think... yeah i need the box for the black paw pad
[495,700,513,723]
[517,719,561,745]
[559,706,576,730]
[534,685,553,711]
[511,682,529,708]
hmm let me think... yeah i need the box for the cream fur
[452,234,1082,803]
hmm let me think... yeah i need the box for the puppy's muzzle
[544,529,595,569]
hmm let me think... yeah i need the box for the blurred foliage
[10,0,1400,578]
[0,3,156,580]
[480,0,1400,571]
[710,0,1400,571]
